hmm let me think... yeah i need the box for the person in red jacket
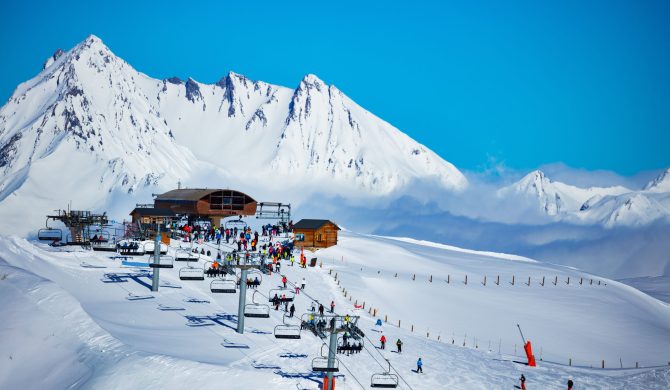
[380,335,386,350]
[281,275,287,288]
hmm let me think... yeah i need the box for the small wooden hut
[292,219,340,249]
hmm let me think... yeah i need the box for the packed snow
[1,229,669,389]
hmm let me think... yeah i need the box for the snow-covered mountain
[645,168,670,193]
[0,34,668,237]
[0,35,467,235]
[497,170,630,216]
[498,169,670,227]
[0,35,466,198]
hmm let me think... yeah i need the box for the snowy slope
[1,230,669,389]
[0,35,467,238]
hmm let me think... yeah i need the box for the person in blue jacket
[416,358,423,373]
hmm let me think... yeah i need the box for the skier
[416,358,423,373]
[380,335,386,350]
[311,302,316,312]
[330,300,335,313]
[520,374,526,390]
[375,318,383,332]
[567,379,574,390]
[289,303,295,318]
[396,339,403,353]
[273,294,280,311]
[282,275,287,289]
[318,303,325,316]
[301,277,306,290]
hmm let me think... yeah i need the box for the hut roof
[293,219,340,230]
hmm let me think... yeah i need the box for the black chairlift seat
[268,289,295,302]
[149,256,174,269]
[179,267,205,281]
[274,324,301,339]
[210,279,236,293]
[370,373,399,388]
[244,303,270,318]
[118,242,145,256]
[38,228,62,241]
[175,250,199,262]
[311,357,338,372]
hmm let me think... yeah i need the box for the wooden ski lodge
[292,219,340,249]
[151,188,258,224]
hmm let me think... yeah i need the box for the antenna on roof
[177,180,181,190]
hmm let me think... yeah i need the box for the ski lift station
[153,188,258,224]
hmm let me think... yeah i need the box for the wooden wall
[294,222,339,249]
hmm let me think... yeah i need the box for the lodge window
[317,233,323,241]
[296,233,305,241]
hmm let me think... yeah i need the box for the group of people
[379,335,403,353]
[337,341,363,355]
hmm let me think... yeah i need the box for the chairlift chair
[370,374,399,388]
[311,357,339,372]
[149,255,174,269]
[117,240,145,256]
[210,278,236,293]
[143,241,168,255]
[179,266,205,281]
[91,231,117,252]
[245,291,270,317]
[175,248,199,262]
[370,359,399,388]
[238,270,263,287]
[244,303,270,318]
[38,228,63,241]
[224,219,249,230]
[268,288,295,303]
[274,324,301,339]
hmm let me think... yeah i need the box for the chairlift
[338,335,365,349]
[179,266,205,281]
[274,324,301,339]
[311,357,338,372]
[38,228,63,241]
[370,360,399,388]
[175,248,199,262]
[238,269,263,287]
[268,288,295,303]
[149,255,174,269]
[244,303,270,318]
[210,278,236,293]
[117,240,145,256]
[224,219,249,230]
[143,241,168,255]
[91,230,117,252]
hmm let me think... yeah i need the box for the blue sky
[1,0,668,175]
